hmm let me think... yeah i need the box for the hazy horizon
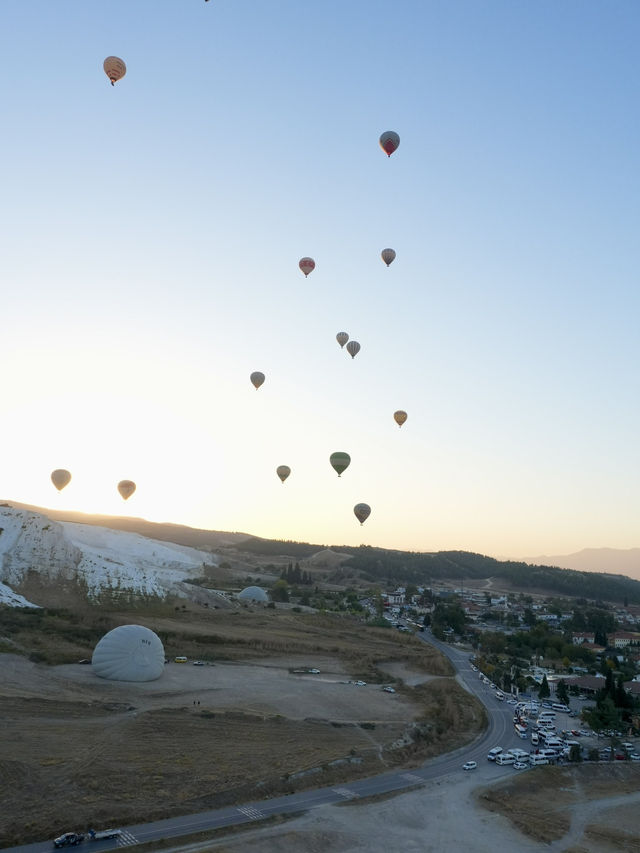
[2,1,639,557]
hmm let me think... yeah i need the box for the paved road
[1,632,525,853]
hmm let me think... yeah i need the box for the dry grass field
[0,605,483,848]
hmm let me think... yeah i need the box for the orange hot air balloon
[299,257,315,277]
[250,371,265,390]
[103,56,126,86]
[353,503,371,525]
[117,480,136,500]
[381,248,396,266]
[51,469,72,491]
[379,131,400,157]
[394,410,408,428]
[276,465,291,483]
[336,332,349,348]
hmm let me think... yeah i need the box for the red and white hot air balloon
[379,131,400,157]
[299,257,315,277]
[103,56,127,86]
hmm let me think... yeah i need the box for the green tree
[556,680,569,705]
[569,744,582,763]
[538,674,551,699]
[271,580,289,602]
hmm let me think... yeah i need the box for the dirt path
[547,790,640,852]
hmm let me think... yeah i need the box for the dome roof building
[92,624,165,682]
[238,586,269,603]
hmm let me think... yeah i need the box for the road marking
[117,831,139,846]
[332,787,359,800]
[237,805,264,821]
[402,772,424,784]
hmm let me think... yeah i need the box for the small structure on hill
[92,624,165,682]
[238,585,269,603]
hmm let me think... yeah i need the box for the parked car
[308,668,321,674]
[629,753,640,761]
[354,680,367,686]
[463,761,477,771]
[513,761,528,770]
[382,686,396,693]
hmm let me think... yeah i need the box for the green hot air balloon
[330,452,351,477]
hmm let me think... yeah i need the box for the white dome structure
[92,624,165,682]
[238,586,269,603]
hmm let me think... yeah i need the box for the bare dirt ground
[0,629,481,849]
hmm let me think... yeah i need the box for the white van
[531,731,539,745]
[537,748,558,760]
[538,710,556,719]
[552,703,570,713]
[495,752,515,765]
[487,747,503,761]
[529,754,549,766]
[510,748,529,762]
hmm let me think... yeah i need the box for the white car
[308,668,321,674]
[513,762,528,770]
[382,686,396,693]
[463,761,477,771]
[354,680,367,686]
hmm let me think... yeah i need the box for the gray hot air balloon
[103,56,126,86]
[379,131,400,157]
[51,469,72,491]
[276,465,291,483]
[93,625,164,682]
[381,248,396,266]
[250,371,265,390]
[336,332,349,348]
[346,340,361,359]
[330,452,351,477]
[353,503,371,525]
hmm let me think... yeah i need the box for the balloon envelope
[117,480,136,500]
[330,452,351,477]
[379,131,400,157]
[346,340,360,359]
[381,248,396,266]
[250,371,265,390]
[103,56,126,86]
[394,410,408,427]
[336,332,349,348]
[276,465,291,483]
[299,257,315,277]
[51,469,71,491]
[353,503,371,525]
[93,625,164,682]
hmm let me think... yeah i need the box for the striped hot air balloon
[103,56,126,86]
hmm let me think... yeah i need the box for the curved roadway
[1,630,526,853]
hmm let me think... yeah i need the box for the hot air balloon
[103,56,126,86]
[117,480,136,500]
[276,465,291,483]
[330,452,351,477]
[381,248,396,266]
[353,503,371,525]
[250,371,265,390]
[51,469,71,491]
[394,410,408,428]
[299,257,315,277]
[379,131,400,157]
[336,332,349,348]
[346,340,360,359]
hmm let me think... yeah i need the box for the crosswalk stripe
[332,787,359,800]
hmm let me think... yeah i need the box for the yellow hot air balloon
[336,332,349,348]
[250,371,265,390]
[299,257,315,277]
[379,131,400,157]
[353,503,371,525]
[51,469,71,491]
[394,410,408,428]
[117,480,136,500]
[381,248,396,266]
[346,340,360,359]
[276,465,291,483]
[103,56,127,86]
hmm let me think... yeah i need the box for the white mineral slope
[0,580,39,608]
[0,506,217,602]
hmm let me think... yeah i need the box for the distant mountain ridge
[525,548,640,579]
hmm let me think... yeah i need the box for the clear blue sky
[2,1,639,558]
